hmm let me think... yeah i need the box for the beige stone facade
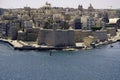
[38,29,75,47]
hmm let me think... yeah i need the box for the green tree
[102,12,109,23]
[91,26,102,31]
[59,21,69,29]
[43,17,53,29]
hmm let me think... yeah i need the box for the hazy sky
[0,0,120,9]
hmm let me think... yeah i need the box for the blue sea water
[0,42,120,80]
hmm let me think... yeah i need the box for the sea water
[0,42,120,80]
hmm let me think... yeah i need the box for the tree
[59,21,69,29]
[43,17,53,29]
[102,12,109,23]
[64,14,71,21]
[74,18,82,29]
[91,26,102,31]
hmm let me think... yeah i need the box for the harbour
[0,41,120,80]
[0,1,120,80]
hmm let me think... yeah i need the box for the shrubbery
[91,26,102,31]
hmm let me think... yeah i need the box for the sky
[0,0,120,9]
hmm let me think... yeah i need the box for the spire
[78,5,83,11]
[88,3,94,12]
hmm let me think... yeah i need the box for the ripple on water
[0,42,120,80]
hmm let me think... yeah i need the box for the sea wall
[17,32,26,41]
[74,30,92,42]
[38,29,54,46]
[38,29,75,47]
[106,27,116,36]
[17,28,39,41]
[92,30,108,41]
[54,30,75,47]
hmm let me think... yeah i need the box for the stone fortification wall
[92,30,108,41]
[38,29,75,47]
[17,32,26,41]
[38,29,109,47]
[106,28,116,36]
[17,28,39,41]
[38,29,54,46]
[54,30,75,47]
[74,30,92,42]
[75,30,108,42]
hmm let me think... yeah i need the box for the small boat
[63,48,75,51]
[90,43,96,48]
[110,45,113,47]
